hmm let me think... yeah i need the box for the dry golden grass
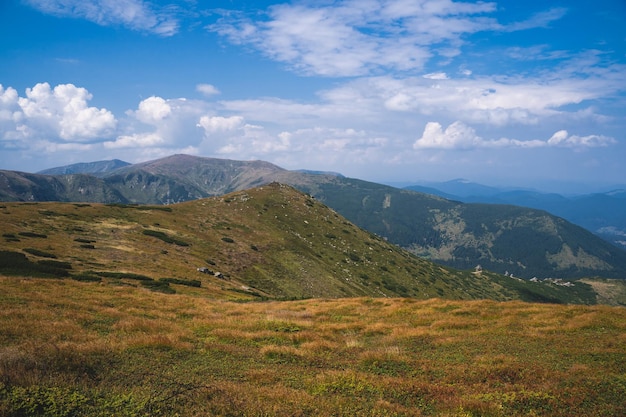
[1,276,625,416]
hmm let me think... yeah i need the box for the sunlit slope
[1,279,625,416]
[0,183,603,303]
[3,154,626,280]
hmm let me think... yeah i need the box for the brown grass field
[1,276,625,416]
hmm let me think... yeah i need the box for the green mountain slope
[3,154,626,280]
[294,177,626,280]
[0,183,609,304]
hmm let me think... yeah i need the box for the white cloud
[413,121,481,149]
[210,0,499,76]
[196,84,221,97]
[0,82,116,143]
[197,115,244,133]
[414,121,616,150]
[104,132,164,149]
[106,96,207,150]
[423,72,448,80]
[504,7,568,31]
[133,96,172,124]
[24,0,179,36]
[547,130,616,148]
[210,1,568,78]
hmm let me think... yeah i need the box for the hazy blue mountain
[405,181,626,250]
[38,159,130,176]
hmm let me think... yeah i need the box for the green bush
[0,250,68,278]
[23,248,57,258]
[74,238,95,243]
[71,274,102,283]
[142,230,190,246]
[2,385,89,417]
[18,232,47,238]
[95,271,153,281]
[37,260,72,270]
[141,280,176,294]
[159,278,201,288]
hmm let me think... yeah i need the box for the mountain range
[1,154,626,281]
[405,179,626,250]
[0,182,615,304]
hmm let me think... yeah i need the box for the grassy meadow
[1,276,625,416]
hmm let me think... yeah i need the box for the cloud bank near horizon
[1,79,616,160]
[2,0,624,187]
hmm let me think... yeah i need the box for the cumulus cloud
[414,121,616,150]
[105,96,207,150]
[133,96,172,124]
[0,82,116,144]
[24,0,179,36]
[196,84,221,97]
[197,115,244,133]
[413,121,482,149]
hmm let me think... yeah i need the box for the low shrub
[71,274,102,282]
[159,278,201,288]
[23,248,57,259]
[74,238,95,244]
[0,250,68,278]
[95,271,153,281]
[18,232,47,238]
[142,230,190,246]
[141,280,176,294]
[37,260,72,270]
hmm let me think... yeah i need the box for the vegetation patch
[142,229,190,246]
[140,280,176,294]
[105,203,172,212]
[159,278,201,288]
[70,274,103,282]
[18,232,47,239]
[1,280,626,416]
[37,260,72,270]
[23,248,57,259]
[0,250,68,278]
[2,234,20,242]
[74,238,95,244]
[94,271,153,281]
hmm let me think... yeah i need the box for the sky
[1,0,625,192]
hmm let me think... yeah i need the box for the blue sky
[1,0,625,191]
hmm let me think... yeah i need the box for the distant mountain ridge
[38,159,130,176]
[405,179,626,250]
[2,154,626,280]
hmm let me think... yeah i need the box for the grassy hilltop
[1,279,625,416]
[0,183,611,304]
[1,183,626,415]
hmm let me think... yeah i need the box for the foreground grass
[1,276,625,416]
